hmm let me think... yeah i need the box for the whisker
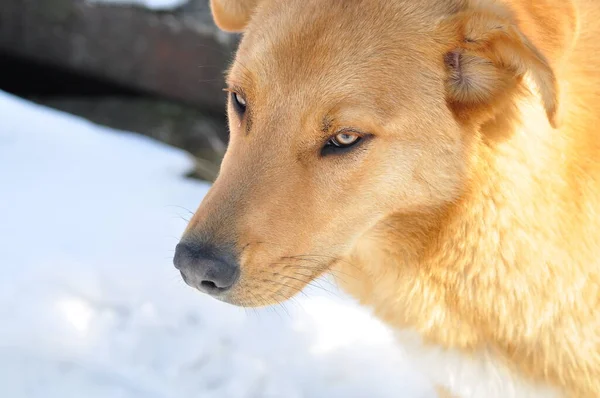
[254,273,312,301]
[275,299,291,319]
[271,271,342,298]
[279,273,327,290]
[285,264,358,283]
[271,255,360,285]
[164,205,195,216]
[286,254,364,273]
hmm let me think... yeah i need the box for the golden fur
[179,0,600,395]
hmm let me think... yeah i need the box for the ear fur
[444,10,560,128]
[210,0,262,32]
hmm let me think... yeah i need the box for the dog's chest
[395,330,562,398]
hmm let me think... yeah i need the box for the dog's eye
[328,132,361,148]
[231,92,247,114]
[321,131,363,156]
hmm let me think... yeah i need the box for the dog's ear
[210,0,262,32]
[443,10,560,128]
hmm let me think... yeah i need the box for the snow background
[0,90,434,398]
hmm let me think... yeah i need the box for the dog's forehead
[230,0,444,113]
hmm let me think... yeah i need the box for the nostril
[200,280,228,293]
[200,280,217,290]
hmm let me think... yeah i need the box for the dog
[173,0,600,396]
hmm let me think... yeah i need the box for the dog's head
[174,0,559,306]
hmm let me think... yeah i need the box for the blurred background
[1,0,235,182]
[0,1,434,397]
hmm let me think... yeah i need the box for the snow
[0,91,434,398]
[87,0,188,11]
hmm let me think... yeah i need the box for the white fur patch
[395,330,563,398]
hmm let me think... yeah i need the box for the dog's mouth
[235,256,339,306]
[220,257,337,307]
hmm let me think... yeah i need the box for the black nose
[173,242,240,296]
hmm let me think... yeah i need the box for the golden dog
[174,0,600,396]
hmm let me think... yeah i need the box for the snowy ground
[87,0,188,11]
[0,91,434,398]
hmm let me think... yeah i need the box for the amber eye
[231,92,247,115]
[321,131,365,156]
[328,132,361,148]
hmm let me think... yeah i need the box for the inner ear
[210,0,261,32]
[444,11,560,128]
